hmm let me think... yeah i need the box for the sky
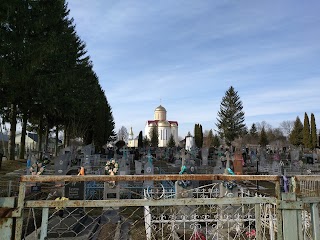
[67,0,320,138]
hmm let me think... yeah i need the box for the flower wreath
[105,159,119,175]
[105,159,119,188]
[29,162,45,175]
[178,165,192,188]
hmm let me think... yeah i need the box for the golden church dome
[155,105,166,112]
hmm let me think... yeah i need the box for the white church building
[144,105,178,147]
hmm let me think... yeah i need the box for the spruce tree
[303,112,312,149]
[216,86,245,146]
[289,116,303,146]
[143,135,150,148]
[310,113,317,149]
[250,123,258,137]
[167,134,176,148]
[149,127,159,147]
[259,126,268,147]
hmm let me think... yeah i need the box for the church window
[160,130,163,140]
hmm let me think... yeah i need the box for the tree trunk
[38,117,43,160]
[19,114,28,159]
[55,126,59,156]
[9,104,17,160]
[63,126,67,147]
[45,124,49,153]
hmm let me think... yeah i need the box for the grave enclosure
[2,144,320,239]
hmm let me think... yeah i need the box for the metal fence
[1,174,320,239]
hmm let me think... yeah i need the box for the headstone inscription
[65,168,85,200]
[64,168,85,214]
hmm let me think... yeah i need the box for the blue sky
[67,0,320,138]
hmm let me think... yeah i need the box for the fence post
[40,207,49,240]
[275,180,283,240]
[310,203,320,240]
[254,204,262,240]
[13,181,26,239]
[280,193,303,240]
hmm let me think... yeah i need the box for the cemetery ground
[0,158,26,176]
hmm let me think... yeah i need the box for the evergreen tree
[138,131,143,148]
[249,123,258,137]
[311,113,317,149]
[216,86,245,146]
[167,134,176,148]
[0,0,116,158]
[259,126,268,147]
[303,112,312,149]
[289,116,303,146]
[149,127,159,147]
[143,135,150,148]
[212,134,220,147]
[194,123,203,148]
[205,129,214,147]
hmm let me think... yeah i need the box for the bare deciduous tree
[279,120,294,136]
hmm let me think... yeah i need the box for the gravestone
[201,148,209,166]
[291,150,300,161]
[233,152,243,175]
[65,168,85,214]
[271,161,280,175]
[213,153,224,174]
[181,149,186,166]
[65,168,85,200]
[135,160,143,174]
[259,149,267,163]
[55,153,71,175]
[81,144,94,156]
[143,151,154,188]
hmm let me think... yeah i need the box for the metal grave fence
[0,175,320,239]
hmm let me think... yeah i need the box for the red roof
[147,120,178,126]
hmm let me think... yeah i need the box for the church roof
[147,120,178,126]
[155,105,166,112]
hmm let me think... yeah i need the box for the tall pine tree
[216,86,245,146]
[194,124,203,148]
[138,131,143,148]
[303,112,312,149]
[310,113,317,149]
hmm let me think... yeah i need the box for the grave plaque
[65,168,84,200]
[31,185,41,192]
[65,182,84,200]
[55,153,71,175]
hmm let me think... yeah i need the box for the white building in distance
[127,127,138,148]
[145,105,178,147]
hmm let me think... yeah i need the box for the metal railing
[1,174,320,239]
